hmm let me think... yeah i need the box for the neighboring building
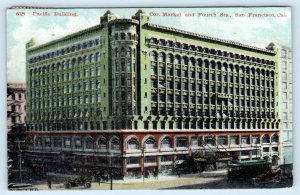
[7,83,26,131]
[7,83,26,182]
[277,45,293,166]
[25,10,280,178]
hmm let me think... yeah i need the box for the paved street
[32,171,292,190]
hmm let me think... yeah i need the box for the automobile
[227,160,272,182]
[8,183,38,191]
[64,175,92,189]
[252,167,281,185]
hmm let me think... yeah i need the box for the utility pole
[110,154,113,190]
[16,140,25,183]
[142,144,145,183]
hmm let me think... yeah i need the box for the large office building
[277,45,293,166]
[25,10,280,178]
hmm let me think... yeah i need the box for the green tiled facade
[25,10,280,177]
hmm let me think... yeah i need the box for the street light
[110,154,113,190]
[141,144,145,183]
[16,140,25,183]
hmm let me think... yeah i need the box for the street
[31,173,292,190]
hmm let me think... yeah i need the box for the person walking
[47,177,52,189]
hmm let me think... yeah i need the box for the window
[63,137,71,148]
[97,137,106,150]
[176,137,188,147]
[111,138,120,150]
[161,155,172,162]
[127,138,139,150]
[217,136,227,145]
[144,137,156,150]
[127,157,139,164]
[191,136,201,146]
[161,137,172,148]
[252,135,260,144]
[241,135,250,145]
[230,135,239,145]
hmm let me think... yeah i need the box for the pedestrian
[98,175,101,186]
[47,177,52,189]
[176,170,181,178]
[154,170,158,180]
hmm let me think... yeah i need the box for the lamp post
[141,144,145,183]
[109,153,113,190]
[16,140,25,183]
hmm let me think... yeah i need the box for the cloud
[7,14,100,83]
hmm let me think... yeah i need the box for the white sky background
[6,7,291,83]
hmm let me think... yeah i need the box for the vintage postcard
[6,7,292,190]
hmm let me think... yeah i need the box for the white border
[1,1,299,195]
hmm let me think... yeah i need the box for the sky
[6,7,291,83]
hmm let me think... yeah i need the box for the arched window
[127,47,132,57]
[159,52,165,62]
[121,33,125,40]
[271,134,279,143]
[84,136,93,149]
[78,57,82,65]
[150,51,157,61]
[115,48,118,57]
[167,54,173,63]
[89,54,94,63]
[262,135,270,143]
[96,136,107,150]
[174,55,181,64]
[83,55,88,64]
[183,57,189,65]
[110,137,120,150]
[190,58,196,66]
[95,52,100,62]
[127,33,131,40]
[144,137,156,150]
[127,138,139,150]
[161,137,172,149]
[197,59,202,67]
[120,47,126,57]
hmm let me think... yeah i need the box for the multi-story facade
[277,45,293,166]
[25,10,280,178]
[7,83,26,131]
[7,83,26,182]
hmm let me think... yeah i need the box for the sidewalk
[114,169,227,183]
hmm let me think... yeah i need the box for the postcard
[6,7,292,190]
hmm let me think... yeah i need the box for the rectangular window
[161,155,172,162]
[176,137,188,147]
[241,135,250,145]
[217,136,227,145]
[230,135,239,145]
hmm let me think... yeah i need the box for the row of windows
[28,134,279,151]
[28,135,120,150]
[151,80,275,94]
[148,39,275,66]
[30,81,101,97]
[151,68,275,83]
[113,32,137,41]
[142,120,278,130]
[28,107,101,121]
[150,55,275,76]
[29,38,100,64]
[149,108,275,118]
[29,94,101,109]
[30,53,101,76]
[113,47,136,58]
